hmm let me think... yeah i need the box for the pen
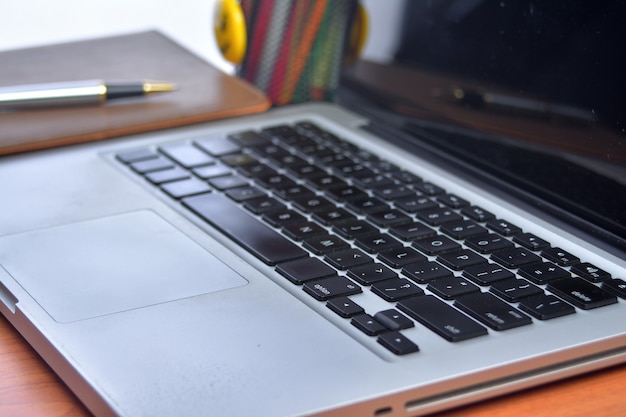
[0,80,176,109]
[443,87,595,124]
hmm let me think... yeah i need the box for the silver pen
[0,80,176,109]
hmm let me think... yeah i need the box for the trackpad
[0,211,248,322]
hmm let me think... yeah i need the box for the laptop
[1,1,625,416]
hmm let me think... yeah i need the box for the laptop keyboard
[115,122,625,356]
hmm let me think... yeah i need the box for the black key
[374,309,415,330]
[275,184,315,201]
[486,218,522,236]
[416,207,462,226]
[440,220,487,240]
[377,332,420,355]
[518,262,569,284]
[282,221,327,241]
[354,232,404,255]
[257,174,297,191]
[276,257,336,284]
[160,178,212,199]
[437,249,487,271]
[274,153,309,169]
[325,185,369,202]
[326,297,364,318]
[299,143,335,160]
[307,174,347,190]
[570,262,611,283]
[518,294,576,320]
[291,195,334,213]
[312,207,357,226]
[262,125,300,141]
[228,130,270,147]
[427,277,480,300]
[324,248,372,270]
[461,205,495,222]
[454,293,532,331]
[398,296,488,342]
[462,263,514,285]
[351,314,388,336]
[347,263,397,285]
[465,234,514,254]
[243,197,284,214]
[237,162,276,178]
[194,135,240,156]
[262,209,306,227]
[371,278,424,301]
[353,174,393,189]
[346,197,389,215]
[390,170,421,184]
[131,156,175,173]
[159,143,214,167]
[547,277,618,310]
[288,164,327,180]
[369,160,400,173]
[220,153,258,168]
[254,143,291,161]
[413,182,445,196]
[183,193,307,265]
[321,154,356,169]
[541,247,580,267]
[367,209,412,227]
[225,186,266,202]
[437,194,469,209]
[332,220,378,239]
[490,278,543,302]
[402,261,453,284]
[373,184,414,201]
[208,174,249,190]
[395,195,437,213]
[512,232,550,251]
[145,167,190,184]
[412,235,460,255]
[303,276,362,301]
[378,247,426,268]
[490,247,541,268]
[302,234,349,255]
[389,222,436,241]
[602,279,626,299]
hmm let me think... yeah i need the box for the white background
[0,0,406,74]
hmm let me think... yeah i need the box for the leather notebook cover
[0,31,270,155]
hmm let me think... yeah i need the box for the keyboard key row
[115,121,622,356]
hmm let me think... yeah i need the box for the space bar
[183,193,308,265]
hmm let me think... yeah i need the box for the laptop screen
[342,0,626,250]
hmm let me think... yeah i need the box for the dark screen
[395,0,625,137]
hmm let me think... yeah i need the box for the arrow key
[374,309,415,330]
[326,297,365,318]
[378,332,420,355]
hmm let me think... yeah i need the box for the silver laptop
[1,2,625,416]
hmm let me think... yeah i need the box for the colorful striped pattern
[239,0,358,105]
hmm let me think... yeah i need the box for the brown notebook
[0,31,270,155]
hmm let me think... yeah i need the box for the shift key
[398,295,487,342]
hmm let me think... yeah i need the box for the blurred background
[0,0,406,73]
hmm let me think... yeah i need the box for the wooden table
[1,314,624,417]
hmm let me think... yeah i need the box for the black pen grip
[105,83,145,99]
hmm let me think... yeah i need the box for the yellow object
[345,2,368,65]
[214,0,247,64]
